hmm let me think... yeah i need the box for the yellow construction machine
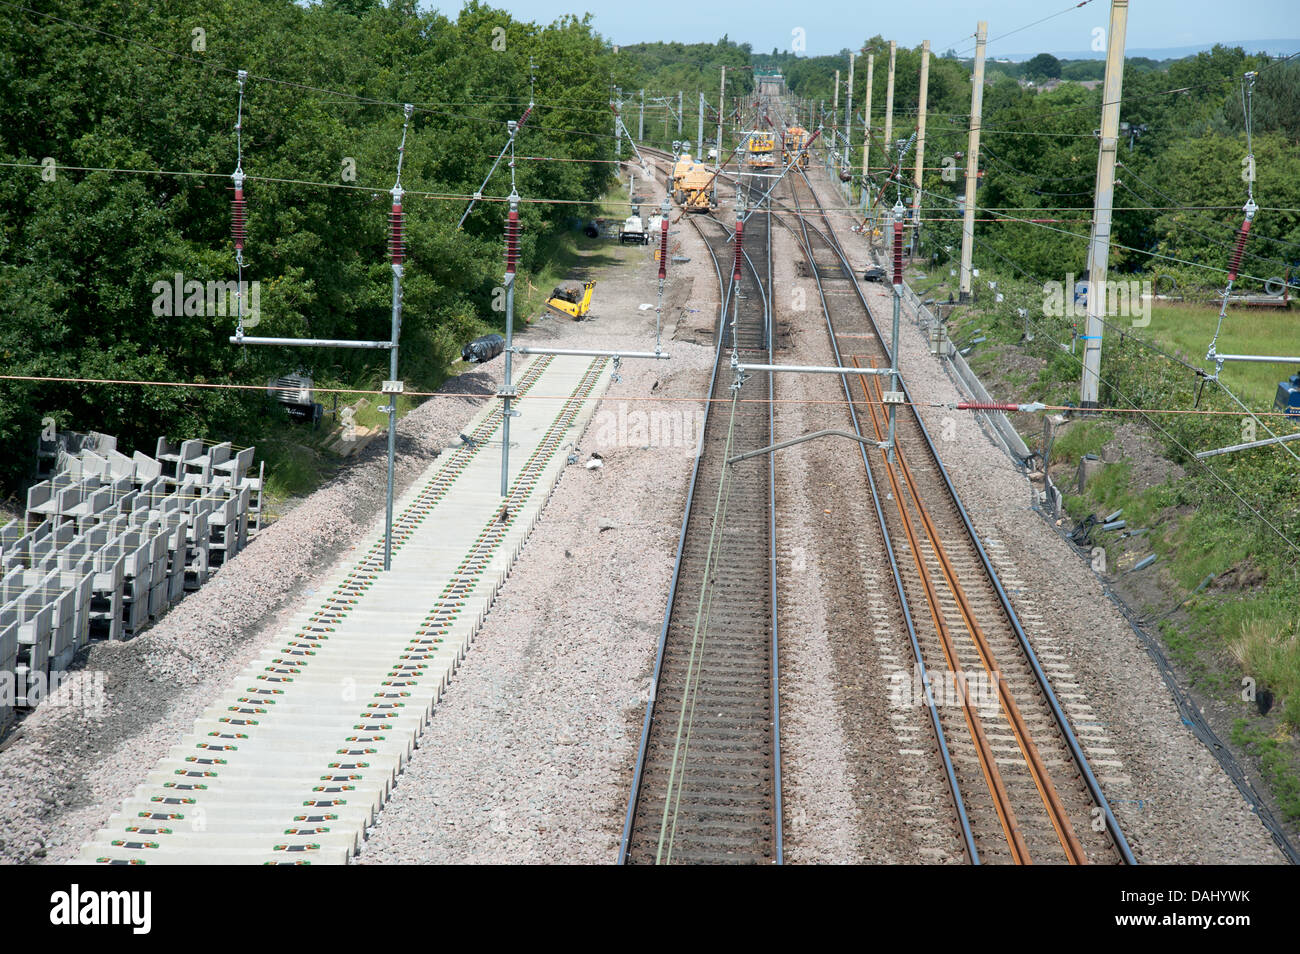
[545,279,596,320]
[671,153,695,190]
[673,164,718,213]
[746,130,776,168]
[783,126,810,168]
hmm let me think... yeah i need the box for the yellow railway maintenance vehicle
[545,279,596,320]
[671,153,695,190]
[673,164,718,213]
[746,130,776,168]
[783,126,810,168]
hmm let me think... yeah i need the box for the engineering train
[783,126,810,168]
[746,130,777,169]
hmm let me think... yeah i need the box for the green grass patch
[260,436,327,506]
[515,225,626,324]
[1050,421,1112,468]
[1141,303,1295,408]
[1232,719,1300,823]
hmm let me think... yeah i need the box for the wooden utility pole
[883,41,897,161]
[862,53,875,206]
[639,89,645,140]
[677,90,683,134]
[911,40,931,252]
[1081,0,1130,407]
[958,22,987,301]
[832,67,840,153]
[844,52,856,178]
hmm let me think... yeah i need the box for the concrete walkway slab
[78,354,609,864]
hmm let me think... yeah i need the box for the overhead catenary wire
[939,249,1300,555]
[906,179,1290,287]
[8,4,1296,427]
[1115,180,1294,275]
[963,50,1300,136]
[0,161,603,206]
[7,372,1300,421]
[1119,161,1300,257]
[943,212,1300,553]
[942,0,1099,60]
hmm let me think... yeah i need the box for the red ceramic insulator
[732,221,744,284]
[231,188,247,251]
[504,210,520,275]
[658,217,669,279]
[1227,218,1252,281]
[389,203,405,265]
[892,220,904,285]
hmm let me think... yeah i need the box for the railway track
[620,158,782,864]
[781,164,1134,864]
[79,354,610,864]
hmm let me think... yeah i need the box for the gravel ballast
[1,367,505,865]
[5,159,1283,865]
[803,166,1285,864]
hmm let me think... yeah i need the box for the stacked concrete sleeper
[0,432,261,733]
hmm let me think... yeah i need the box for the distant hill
[997,39,1300,62]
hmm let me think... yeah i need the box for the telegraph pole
[639,89,645,141]
[959,22,987,302]
[911,40,931,254]
[698,90,705,156]
[862,53,874,209]
[1081,0,1130,408]
[614,87,622,158]
[677,90,683,134]
[883,41,897,161]
[718,67,727,164]
[844,51,856,180]
[832,68,840,151]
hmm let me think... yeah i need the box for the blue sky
[424,1,1298,58]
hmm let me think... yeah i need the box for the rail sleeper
[79,355,609,864]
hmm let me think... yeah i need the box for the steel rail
[781,167,980,863]
[619,163,782,864]
[617,208,724,866]
[856,357,1031,859]
[854,362,1086,862]
[788,161,1136,865]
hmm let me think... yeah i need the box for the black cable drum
[461,333,505,363]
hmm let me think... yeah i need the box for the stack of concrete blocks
[179,480,212,592]
[0,574,53,708]
[14,565,92,668]
[38,429,116,481]
[212,446,262,541]
[0,431,260,725]
[0,619,15,735]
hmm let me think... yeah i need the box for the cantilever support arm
[727,428,886,465]
[512,346,670,359]
[229,335,392,349]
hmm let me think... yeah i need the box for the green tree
[1024,53,1062,81]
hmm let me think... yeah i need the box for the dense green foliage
[612,39,755,152]
[5,11,1298,499]
[0,0,628,491]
